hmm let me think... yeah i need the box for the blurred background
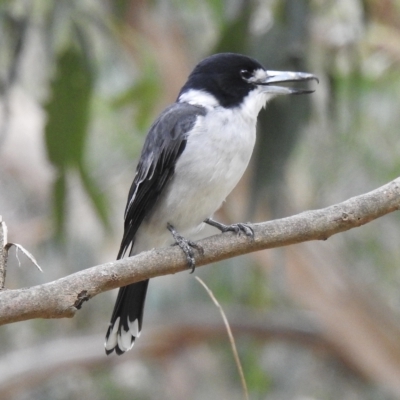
[1,0,400,399]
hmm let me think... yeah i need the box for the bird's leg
[167,223,203,273]
[204,218,254,238]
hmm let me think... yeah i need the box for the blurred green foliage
[45,46,109,237]
[111,58,161,133]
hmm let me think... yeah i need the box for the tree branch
[0,177,399,326]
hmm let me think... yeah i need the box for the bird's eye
[240,69,252,80]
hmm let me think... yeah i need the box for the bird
[104,52,318,355]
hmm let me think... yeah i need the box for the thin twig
[5,243,43,272]
[195,276,249,400]
[0,217,8,289]
[0,218,42,290]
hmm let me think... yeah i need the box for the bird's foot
[205,218,254,238]
[167,223,203,273]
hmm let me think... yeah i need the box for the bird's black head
[178,53,318,110]
[179,53,264,108]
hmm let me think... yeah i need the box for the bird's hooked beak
[254,70,319,95]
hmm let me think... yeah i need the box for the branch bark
[0,177,399,326]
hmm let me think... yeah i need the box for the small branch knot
[341,212,349,221]
[73,290,90,310]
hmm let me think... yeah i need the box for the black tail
[104,280,149,355]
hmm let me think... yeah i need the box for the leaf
[45,46,93,168]
[44,45,109,235]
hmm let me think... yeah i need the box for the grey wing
[117,102,206,259]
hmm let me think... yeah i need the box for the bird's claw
[205,218,254,238]
[230,222,254,237]
[167,223,203,273]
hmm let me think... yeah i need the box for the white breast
[177,107,256,204]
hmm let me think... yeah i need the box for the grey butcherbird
[105,52,318,355]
